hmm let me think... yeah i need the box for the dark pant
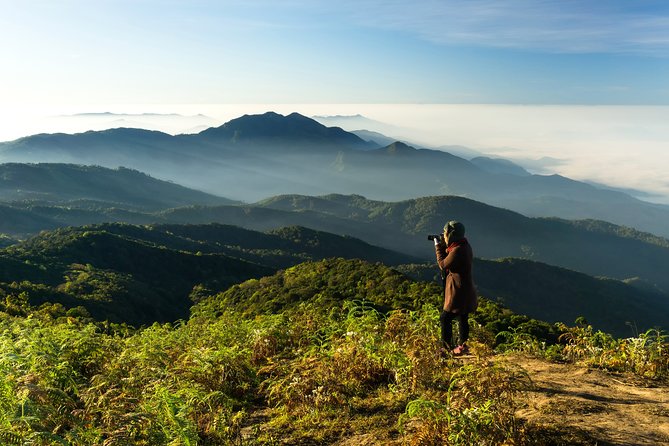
[440,311,469,349]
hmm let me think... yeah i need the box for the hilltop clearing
[512,354,669,446]
[1,255,667,445]
[239,353,669,446]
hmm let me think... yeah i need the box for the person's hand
[434,237,440,246]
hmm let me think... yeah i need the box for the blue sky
[2,0,669,105]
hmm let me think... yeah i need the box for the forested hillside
[1,226,271,325]
[0,163,235,238]
[1,257,666,445]
[255,194,669,294]
[0,223,416,325]
[399,259,669,337]
[1,221,665,335]
[2,171,668,309]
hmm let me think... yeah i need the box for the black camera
[427,234,443,242]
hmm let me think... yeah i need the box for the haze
[2,103,668,204]
[2,1,668,202]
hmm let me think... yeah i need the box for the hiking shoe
[452,344,469,356]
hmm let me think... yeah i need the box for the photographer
[433,221,478,356]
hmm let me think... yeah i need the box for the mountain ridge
[0,163,235,210]
[4,219,664,335]
[2,112,669,238]
[197,111,374,151]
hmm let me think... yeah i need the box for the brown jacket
[435,239,477,314]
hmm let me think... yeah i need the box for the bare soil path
[510,354,669,445]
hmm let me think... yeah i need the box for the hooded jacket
[435,238,478,314]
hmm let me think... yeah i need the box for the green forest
[1,221,666,336]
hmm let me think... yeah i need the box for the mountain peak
[387,141,414,152]
[199,112,372,150]
[207,112,328,137]
[374,141,417,156]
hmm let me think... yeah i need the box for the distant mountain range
[0,163,234,209]
[311,114,402,137]
[53,111,219,135]
[2,112,668,238]
[1,112,669,335]
[252,194,669,295]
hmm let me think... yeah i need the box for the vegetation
[2,118,669,444]
[1,220,666,336]
[0,225,272,325]
[397,259,669,337]
[3,174,669,326]
[0,234,16,249]
[0,257,666,445]
[0,223,418,326]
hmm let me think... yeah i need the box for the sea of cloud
[1,103,668,204]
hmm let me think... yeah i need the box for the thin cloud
[341,0,669,56]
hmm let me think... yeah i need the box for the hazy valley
[3,112,669,238]
[2,114,669,334]
[1,112,668,445]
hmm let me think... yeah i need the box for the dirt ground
[510,354,669,446]
[244,354,669,445]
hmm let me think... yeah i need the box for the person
[434,220,477,355]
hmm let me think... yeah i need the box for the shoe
[452,344,469,356]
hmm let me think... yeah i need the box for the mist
[1,103,668,204]
[307,104,669,205]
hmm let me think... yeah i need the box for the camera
[427,234,443,243]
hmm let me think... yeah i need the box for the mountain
[0,163,234,210]
[0,200,160,239]
[253,194,669,295]
[3,112,669,238]
[2,215,667,334]
[1,225,273,325]
[0,222,417,324]
[350,129,398,147]
[155,194,669,334]
[66,222,418,267]
[193,257,433,318]
[0,203,62,237]
[199,112,375,151]
[398,259,669,337]
[311,113,402,136]
[137,193,669,301]
[60,112,219,134]
[437,144,484,159]
[4,182,669,308]
[0,163,240,237]
[201,254,669,337]
[470,156,531,176]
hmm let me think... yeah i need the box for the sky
[2,0,669,105]
[1,1,669,203]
